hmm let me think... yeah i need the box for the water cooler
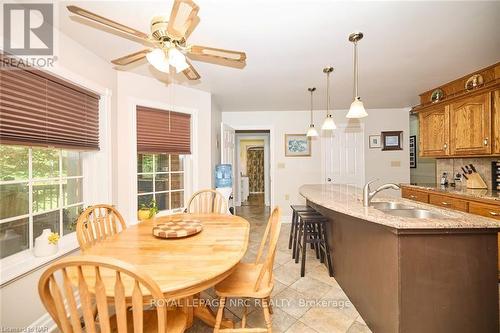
[215,164,234,214]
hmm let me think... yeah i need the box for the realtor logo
[3,3,54,55]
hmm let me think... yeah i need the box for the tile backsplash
[436,157,498,188]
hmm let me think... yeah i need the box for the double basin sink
[370,201,446,219]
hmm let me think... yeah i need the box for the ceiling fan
[67,0,246,80]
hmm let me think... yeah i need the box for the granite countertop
[401,183,500,202]
[299,184,500,230]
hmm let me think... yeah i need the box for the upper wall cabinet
[413,62,500,158]
[419,105,449,157]
[449,93,491,156]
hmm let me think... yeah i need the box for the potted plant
[138,199,159,221]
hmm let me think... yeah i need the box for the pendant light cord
[353,41,358,98]
[310,90,314,124]
[326,72,330,116]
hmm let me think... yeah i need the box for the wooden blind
[136,106,191,154]
[0,62,100,150]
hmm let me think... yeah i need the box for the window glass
[33,210,60,239]
[62,151,82,177]
[63,205,83,236]
[0,218,29,259]
[137,154,153,173]
[138,174,153,193]
[32,148,59,179]
[171,191,184,210]
[0,146,29,181]
[0,183,29,219]
[155,173,169,192]
[170,155,184,171]
[138,194,154,208]
[155,154,169,172]
[32,181,60,213]
[155,192,169,211]
[171,173,184,190]
[63,178,83,206]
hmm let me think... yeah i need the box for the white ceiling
[58,1,500,111]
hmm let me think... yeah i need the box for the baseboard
[28,312,57,332]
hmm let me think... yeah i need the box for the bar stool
[289,205,316,259]
[295,211,334,277]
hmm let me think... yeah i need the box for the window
[137,153,185,212]
[0,145,83,259]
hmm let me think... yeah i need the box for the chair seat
[291,205,315,212]
[110,308,187,333]
[215,262,273,298]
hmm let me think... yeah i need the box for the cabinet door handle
[409,195,416,199]
[484,138,489,146]
[441,201,450,205]
[443,143,448,149]
[490,211,499,216]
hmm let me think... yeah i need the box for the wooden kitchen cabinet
[493,90,500,154]
[418,105,449,157]
[429,193,468,212]
[468,202,500,220]
[449,92,491,156]
[401,187,429,203]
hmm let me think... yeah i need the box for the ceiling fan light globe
[321,115,337,130]
[346,97,368,118]
[306,124,319,137]
[146,49,170,73]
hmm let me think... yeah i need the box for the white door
[322,124,365,187]
[220,123,236,202]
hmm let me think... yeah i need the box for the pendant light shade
[146,48,170,73]
[306,87,318,137]
[321,67,336,130]
[346,32,368,119]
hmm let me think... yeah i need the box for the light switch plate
[278,163,286,169]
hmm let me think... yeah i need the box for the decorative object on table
[66,1,247,81]
[152,219,203,239]
[430,88,445,103]
[138,199,159,221]
[409,135,417,168]
[464,163,487,189]
[285,134,311,157]
[346,32,368,118]
[381,131,403,151]
[369,135,381,149]
[34,229,59,257]
[306,87,318,137]
[492,161,500,191]
[465,74,484,91]
[321,67,337,130]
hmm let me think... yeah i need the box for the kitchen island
[300,184,500,333]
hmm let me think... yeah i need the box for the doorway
[235,130,271,208]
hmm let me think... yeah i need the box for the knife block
[466,173,488,189]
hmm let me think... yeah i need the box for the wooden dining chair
[213,207,282,333]
[76,204,127,251]
[186,189,228,214]
[38,255,187,333]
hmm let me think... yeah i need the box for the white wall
[222,108,411,217]
[115,71,214,223]
[211,100,222,186]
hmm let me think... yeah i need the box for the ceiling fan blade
[67,5,150,42]
[189,45,246,63]
[111,49,150,66]
[182,60,200,80]
[167,0,200,40]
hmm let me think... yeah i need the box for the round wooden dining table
[73,213,250,329]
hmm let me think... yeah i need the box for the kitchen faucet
[363,179,401,207]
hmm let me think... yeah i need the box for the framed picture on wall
[409,135,417,168]
[381,131,403,151]
[369,135,381,148]
[285,134,311,157]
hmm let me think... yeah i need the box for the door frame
[231,125,275,209]
[235,133,270,206]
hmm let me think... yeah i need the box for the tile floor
[187,197,372,333]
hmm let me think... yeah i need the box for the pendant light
[321,67,336,130]
[346,32,368,118]
[306,87,319,137]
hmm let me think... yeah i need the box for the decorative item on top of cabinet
[449,92,491,156]
[418,105,449,157]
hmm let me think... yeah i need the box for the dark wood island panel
[308,200,499,333]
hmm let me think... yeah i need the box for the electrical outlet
[390,160,401,167]
[285,194,290,200]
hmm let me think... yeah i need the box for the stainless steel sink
[370,202,414,210]
[382,209,446,219]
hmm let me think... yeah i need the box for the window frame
[0,146,84,261]
[137,153,185,214]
